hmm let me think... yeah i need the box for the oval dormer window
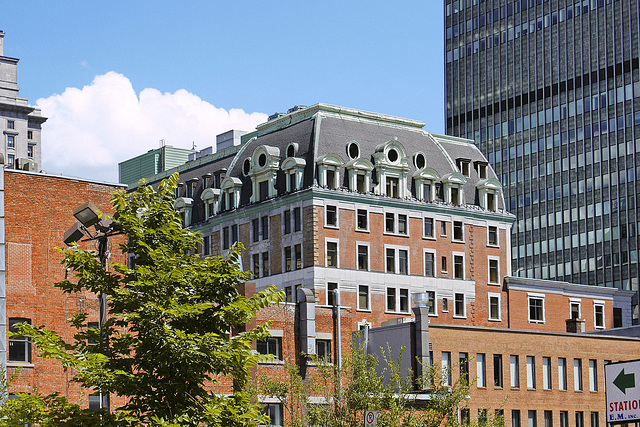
[258,153,267,167]
[347,142,360,160]
[243,158,251,176]
[414,152,426,170]
[387,148,399,163]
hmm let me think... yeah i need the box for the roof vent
[268,112,285,121]
[287,105,307,114]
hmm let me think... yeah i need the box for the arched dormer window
[174,197,194,226]
[345,158,373,193]
[220,177,242,211]
[440,172,467,206]
[316,154,344,189]
[201,187,221,218]
[372,139,410,198]
[412,167,440,202]
[282,156,306,192]
[249,145,280,203]
[477,178,502,211]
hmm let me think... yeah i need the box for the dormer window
[440,172,467,206]
[201,187,221,218]
[477,178,503,212]
[475,161,489,179]
[221,177,242,211]
[345,158,373,194]
[456,158,471,177]
[282,156,306,193]
[412,168,440,202]
[249,145,280,203]
[316,154,345,190]
[174,197,194,227]
[372,139,410,198]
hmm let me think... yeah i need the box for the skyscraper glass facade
[444,0,640,314]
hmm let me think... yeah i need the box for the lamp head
[73,201,101,228]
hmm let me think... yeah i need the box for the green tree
[3,173,281,426]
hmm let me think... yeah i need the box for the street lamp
[62,201,121,411]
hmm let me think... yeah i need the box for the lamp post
[63,201,121,411]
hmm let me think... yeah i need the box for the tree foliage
[2,173,282,426]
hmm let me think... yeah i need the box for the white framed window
[456,158,471,177]
[356,208,369,231]
[558,357,567,390]
[570,298,581,320]
[282,156,306,192]
[257,336,282,360]
[423,217,435,238]
[424,250,436,277]
[528,293,545,323]
[454,293,466,318]
[372,140,410,198]
[452,220,464,241]
[594,301,605,328]
[574,359,583,391]
[488,293,501,321]
[358,285,370,311]
[477,353,487,388]
[488,225,498,246]
[510,355,520,388]
[325,238,339,268]
[526,356,536,389]
[386,287,410,313]
[384,211,409,236]
[453,252,465,279]
[7,135,15,148]
[385,245,409,275]
[325,205,338,227]
[488,257,500,284]
[542,356,552,390]
[356,242,370,271]
[440,220,448,236]
[6,119,14,130]
[8,318,31,363]
[425,290,437,315]
[316,154,344,189]
[327,282,338,306]
[346,157,373,193]
[442,352,452,386]
[589,359,598,392]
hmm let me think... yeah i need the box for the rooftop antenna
[191,141,197,152]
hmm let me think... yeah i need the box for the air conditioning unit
[17,158,36,171]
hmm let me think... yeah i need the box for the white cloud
[36,72,268,183]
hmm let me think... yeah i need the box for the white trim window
[372,140,410,198]
[325,238,339,268]
[570,298,581,320]
[386,287,410,313]
[385,245,409,275]
[452,220,464,242]
[487,225,499,246]
[384,212,409,236]
[358,284,370,311]
[453,252,465,279]
[454,293,466,318]
[325,205,338,228]
[356,208,369,231]
[528,293,545,324]
[594,301,605,328]
[317,154,344,189]
[425,290,437,315]
[488,293,501,321]
[423,217,435,238]
[488,257,500,284]
[356,242,370,271]
[424,250,436,277]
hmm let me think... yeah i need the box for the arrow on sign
[614,369,636,394]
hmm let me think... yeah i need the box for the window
[357,244,369,270]
[9,318,31,363]
[27,145,34,158]
[453,254,464,279]
[386,177,400,198]
[478,163,487,179]
[440,221,447,236]
[543,357,551,390]
[253,253,260,278]
[441,256,447,273]
[594,302,605,328]
[358,285,369,310]
[89,394,108,411]
[589,360,597,391]
[425,252,435,277]
[479,409,488,425]
[528,294,545,323]
[258,180,269,201]
[570,300,581,319]
[7,154,14,167]
[317,339,332,362]
[261,216,269,240]
[461,408,470,425]
[222,227,230,250]
[326,205,337,227]
[231,225,238,246]
[454,293,465,317]
[261,252,270,276]
[442,352,452,386]
[477,353,486,388]
[424,217,434,237]
[262,403,283,426]
[27,130,33,139]
[457,158,470,177]
[202,235,210,256]
[284,247,292,272]
[488,257,500,284]
[295,244,302,270]
[489,294,500,320]
[510,355,520,388]
[590,412,599,427]
[385,213,395,233]
[544,411,553,427]
[285,286,293,303]
[356,209,368,230]
[252,219,259,242]
[560,412,569,427]
[7,120,14,129]
[293,207,302,231]
[558,358,567,390]
[399,289,409,312]
[513,410,521,427]
[494,354,503,388]
[326,241,338,267]
[574,359,583,391]
[283,210,291,234]
[527,356,536,389]
[7,135,14,148]
[327,283,338,306]
[87,321,99,346]
[385,247,408,275]
[576,412,584,427]
[453,221,464,241]
[488,226,498,245]
[387,288,396,311]
[529,410,537,427]
[459,352,469,383]
[398,214,408,235]
[442,298,448,312]
[425,291,436,315]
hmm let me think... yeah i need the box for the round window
[387,148,399,163]
[348,142,360,159]
[243,158,251,175]
[415,153,426,170]
[258,153,267,167]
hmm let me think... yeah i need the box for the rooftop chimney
[0,30,5,56]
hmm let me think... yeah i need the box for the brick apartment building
[3,168,125,408]
[129,103,640,425]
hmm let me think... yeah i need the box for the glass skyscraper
[445,0,640,320]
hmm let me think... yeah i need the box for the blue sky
[3,1,444,182]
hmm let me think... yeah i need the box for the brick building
[3,168,125,408]
[130,103,639,424]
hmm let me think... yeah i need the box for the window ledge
[383,232,410,238]
[259,360,285,366]
[355,228,370,233]
[452,239,465,244]
[324,225,339,230]
[357,308,372,313]
[488,318,502,322]
[488,282,501,286]
[306,360,334,367]
[453,315,467,319]
[528,320,546,324]
[423,236,436,240]
[487,244,500,248]
[7,362,35,369]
